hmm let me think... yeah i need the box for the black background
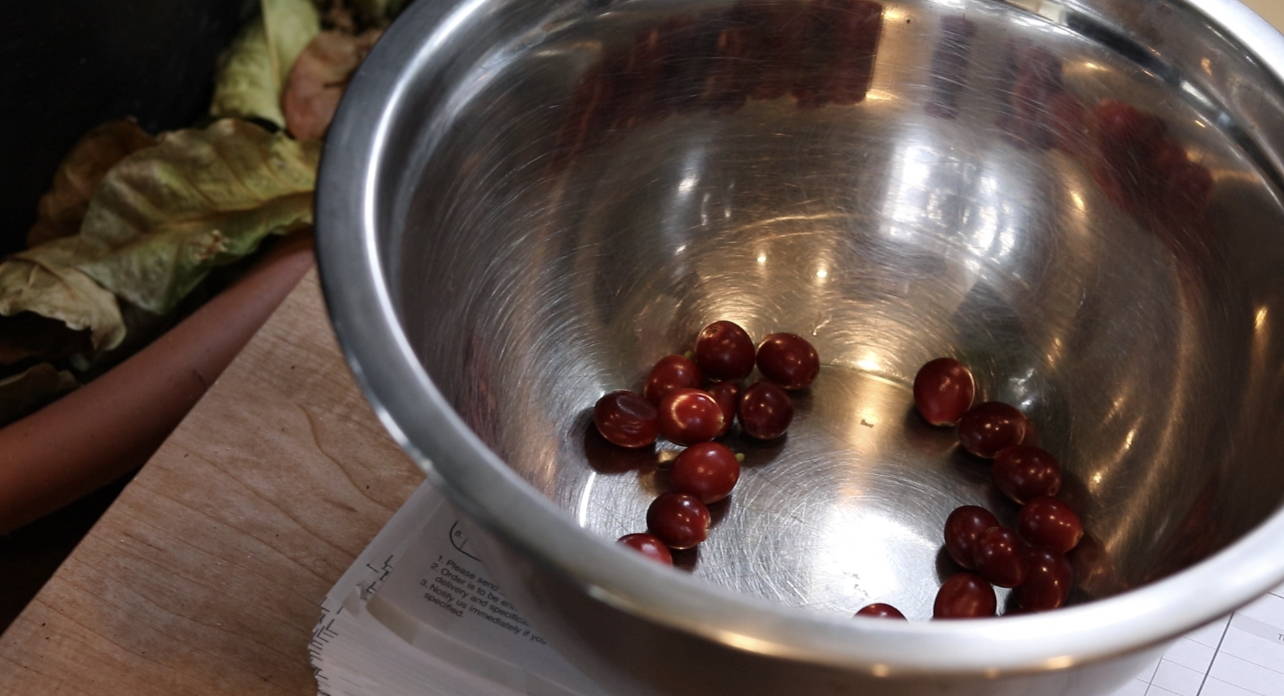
[1,0,256,255]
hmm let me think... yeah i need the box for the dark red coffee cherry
[1014,547,1073,612]
[1150,137,1189,174]
[1166,158,1213,209]
[855,603,906,619]
[657,388,726,445]
[593,390,658,448]
[737,381,794,440]
[644,354,702,404]
[695,321,755,381]
[913,357,975,426]
[756,333,820,390]
[933,573,997,619]
[646,492,712,549]
[617,533,674,565]
[957,402,1030,458]
[944,505,999,569]
[1095,99,1166,153]
[971,526,1028,588]
[707,381,743,435]
[993,446,1062,504]
[1018,497,1084,554]
[671,442,741,503]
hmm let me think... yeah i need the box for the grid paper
[1111,589,1284,696]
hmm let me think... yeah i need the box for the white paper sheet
[311,482,1284,695]
[1108,589,1284,696]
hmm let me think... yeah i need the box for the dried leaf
[210,0,321,127]
[0,237,126,352]
[27,119,157,247]
[74,119,321,315]
[0,313,92,366]
[352,0,407,26]
[0,363,79,427]
[283,29,382,140]
[322,0,357,33]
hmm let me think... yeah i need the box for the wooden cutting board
[1257,0,1283,29]
[0,270,422,695]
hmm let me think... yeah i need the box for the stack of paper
[309,484,598,696]
[310,483,1284,695]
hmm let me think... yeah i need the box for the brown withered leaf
[322,0,357,32]
[282,29,382,141]
[351,0,407,26]
[27,119,157,248]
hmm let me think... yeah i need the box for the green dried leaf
[74,119,320,315]
[210,0,321,127]
[0,237,126,352]
[0,363,79,427]
[27,119,157,247]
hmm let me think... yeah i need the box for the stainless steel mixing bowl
[317,0,1284,692]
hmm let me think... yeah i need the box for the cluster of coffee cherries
[593,321,820,563]
[856,357,1084,620]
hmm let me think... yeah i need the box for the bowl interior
[377,0,1284,617]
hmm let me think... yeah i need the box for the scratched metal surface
[379,0,1284,622]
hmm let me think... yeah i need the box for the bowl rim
[317,0,1284,676]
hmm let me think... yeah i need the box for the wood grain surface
[1255,0,1283,31]
[0,271,421,695]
